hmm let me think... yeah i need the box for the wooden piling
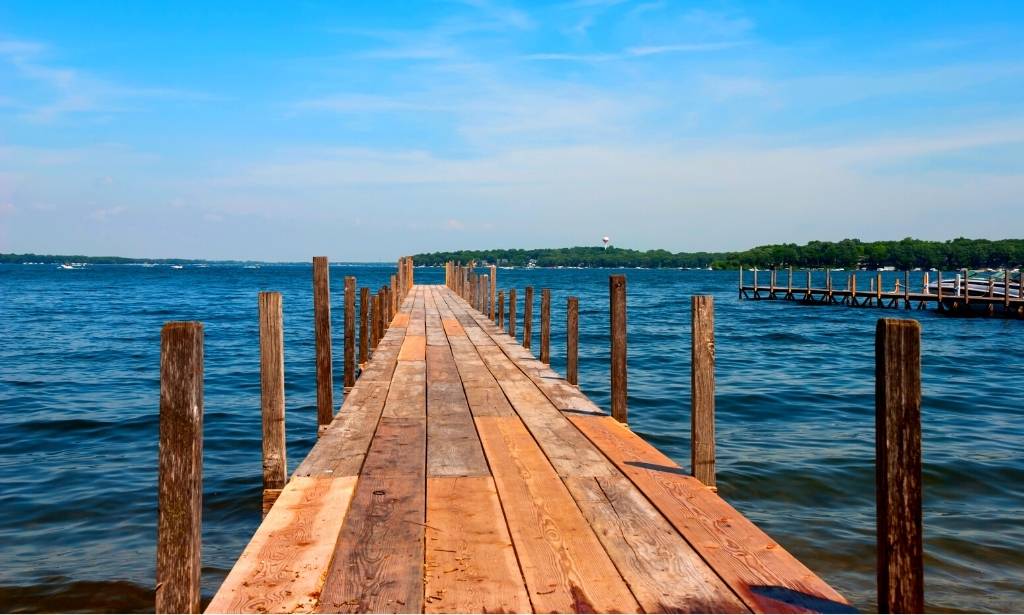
[540,288,551,364]
[156,322,203,614]
[609,275,627,424]
[489,265,497,320]
[875,318,924,614]
[368,294,378,351]
[258,293,286,515]
[359,287,369,366]
[509,288,517,339]
[904,271,911,309]
[691,296,715,488]
[390,274,398,319]
[567,296,579,386]
[523,286,534,350]
[344,276,356,389]
[498,290,505,328]
[937,271,943,301]
[312,256,333,431]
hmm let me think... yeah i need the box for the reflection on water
[0,264,1021,612]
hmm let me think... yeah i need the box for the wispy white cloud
[524,40,745,61]
[0,36,216,121]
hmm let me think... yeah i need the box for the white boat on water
[59,263,76,270]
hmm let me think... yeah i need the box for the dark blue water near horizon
[0,264,1021,613]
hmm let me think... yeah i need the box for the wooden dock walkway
[203,283,850,614]
[740,266,1024,317]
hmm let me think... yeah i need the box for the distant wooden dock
[155,258,928,614]
[739,266,1024,317]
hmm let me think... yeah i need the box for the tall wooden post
[343,277,356,389]
[390,274,398,318]
[904,271,911,309]
[489,265,497,320]
[738,266,744,298]
[312,256,333,431]
[566,296,579,386]
[498,291,505,328]
[368,294,378,351]
[524,286,534,350]
[376,288,385,342]
[258,293,286,515]
[691,296,715,488]
[937,271,943,302]
[359,287,369,366]
[540,288,551,364]
[609,275,627,423]
[157,321,203,614]
[875,318,924,614]
[509,289,517,339]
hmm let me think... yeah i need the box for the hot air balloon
[602,236,610,249]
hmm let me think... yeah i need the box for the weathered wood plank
[398,335,426,362]
[318,418,426,613]
[206,476,357,614]
[564,473,748,613]
[424,476,531,613]
[476,416,640,613]
[570,414,852,614]
[427,381,489,477]
[292,381,391,478]
[383,360,426,419]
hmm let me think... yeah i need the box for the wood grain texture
[540,288,551,364]
[875,318,923,614]
[318,417,425,613]
[523,286,534,350]
[344,276,356,388]
[690,295,715,487]
[476,416,639,613]
[609,275,627,424]
[383,360,426,419]
[564,474,748,613]
[259,293,287,497]
[292,380,391,478]
[317,472,425,613]
[427,381,488,477]
[398,335,426,362]
[508,288,516,340]
[570,414,851,614]
[312,257,334,429]
[425,476,531,613]
[475,346,613,478]
[157,322,204,614]
[359,287,369,366]
[206,476,357,614]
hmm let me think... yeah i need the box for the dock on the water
[739,266,1024,317]
[156,258,926,614]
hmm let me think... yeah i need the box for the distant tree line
[413,238,1024,270]
[0,253,205,265]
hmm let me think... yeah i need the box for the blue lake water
[0,264,1021,613]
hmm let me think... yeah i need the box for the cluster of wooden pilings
[155,258,926,614]
[155,256,413,614]
[740,265,1024,317]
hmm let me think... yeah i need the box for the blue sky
[1,1,1023,260]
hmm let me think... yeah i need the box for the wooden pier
[739,266,1024,317]
[154,259,931,614]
